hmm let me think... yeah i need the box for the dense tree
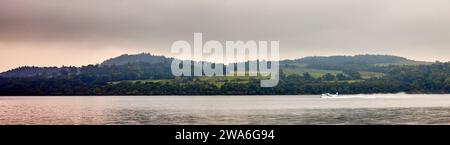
[336,73,350,81]
[321,73,336,81]
[303,72,313,81]
[343,70,362,79]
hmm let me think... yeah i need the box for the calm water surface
[1,94,449,125]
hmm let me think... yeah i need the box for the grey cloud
[0,0,449,71]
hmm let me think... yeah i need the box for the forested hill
[0,53,174,79]
[0,54,431,78]
[0,53,449,95]
[0,66,78,78]
[101,53,172,66]
[281,55,431,71]
[102,54,426,68]
[289,55,410,65]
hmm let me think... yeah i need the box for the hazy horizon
[1,0,450,72]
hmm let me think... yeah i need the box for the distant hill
[0,54,431,79]
[282,54,428,65]
[281,54,431,71]
[101,53,172,66]
[0,66,78,78]
[0,53,174,79]
[2,53,449,95]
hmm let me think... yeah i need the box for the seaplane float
[321,92,339,98]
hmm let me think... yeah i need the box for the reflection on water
[0,95,449,125]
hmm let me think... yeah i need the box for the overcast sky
[1,0,450,72]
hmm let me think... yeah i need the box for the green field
[281,63,385,79]
[110,63,386,85]
[281,63,343,78]
[111,76,269,87]
[358,71,384,79]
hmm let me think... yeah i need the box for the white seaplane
[321,92,339,98]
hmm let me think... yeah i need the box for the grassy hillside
[281,65,343,78]
[111,76,270,87]
[1,53,431,81]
